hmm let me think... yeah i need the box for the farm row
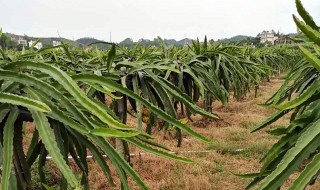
[0,0,319,189]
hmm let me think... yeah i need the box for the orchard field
[1,0,320,189]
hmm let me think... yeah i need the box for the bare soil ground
[83,78,320,190]
[25,78,320,190]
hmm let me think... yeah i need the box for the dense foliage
[248,0,320,189]
[0,25,298,189]
[0,33,18,50]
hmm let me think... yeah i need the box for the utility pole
[110,32,112,42]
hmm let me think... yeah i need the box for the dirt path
[83,78,319,189]
[122,78,285,190]
[125,78,317,190]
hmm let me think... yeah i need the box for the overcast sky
[1,0,319,42]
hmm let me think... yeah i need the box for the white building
[28,40,43,49]
[11,37,27,46]
[52,40,61,46]
[258,30,279,45]
[17,38,27,46]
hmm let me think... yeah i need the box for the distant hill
[7,34,112,49]
[76,37,111,49]
[158,38,193,46]
[6,33,81,48]
[76,37,103,45]
[39,37,80,47]
[220,35,254,44]
[287,33,300,37]
[3,32,258,49]
[5,31,299,50]
[118,37,194,48]
[176,38,193,46]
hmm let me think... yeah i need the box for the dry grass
[24,78,320,190]
[122,78,284,190]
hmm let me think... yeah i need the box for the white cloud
[1,0,319,42]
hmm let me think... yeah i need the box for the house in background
[28,40,43,49]
[274,37,293,45]
[52,40,61,46]
[258,30,279,45]
[11,36,27,46]
[274,36,302,45]
[17,38,28,46]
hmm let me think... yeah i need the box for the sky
[1,0,319,42]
